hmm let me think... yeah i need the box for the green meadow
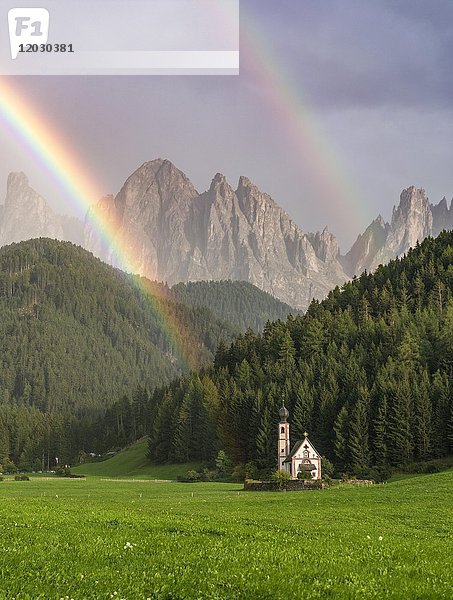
[71,439,202,480]
[0,471,452,600]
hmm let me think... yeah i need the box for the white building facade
[277,405,322,480]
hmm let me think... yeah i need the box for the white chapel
[278,405,322,480]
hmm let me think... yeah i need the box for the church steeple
[278,403,290,471]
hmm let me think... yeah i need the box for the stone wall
[244,479,323,492]
[341,479,374,486]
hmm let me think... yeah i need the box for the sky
[1,0,452,250]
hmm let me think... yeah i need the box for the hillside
[0,239,241,468]
[171,280,297,332]
[72,439,201,479]
[0,239,238,412]
[147,232,453,473]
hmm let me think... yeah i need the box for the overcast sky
[1,0,452,250]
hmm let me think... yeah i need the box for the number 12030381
[18,43,74,53]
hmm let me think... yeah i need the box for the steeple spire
[279,403,289,422]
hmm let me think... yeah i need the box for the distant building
[278,405,322,480]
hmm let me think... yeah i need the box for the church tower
[278,404,290,471]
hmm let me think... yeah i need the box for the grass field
[71,439,201,480]
[0,470,452,599]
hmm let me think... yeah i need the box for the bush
[321,456,334,478]
[271,469,291,489]
[55,467,72,477]
[366,466,392,483]
[215,451,232,477]
[186,470,200,481]
[231,462,259,482]
[403,461,442,475]
[3,458,17,474]
[200,469,218,482]
[297,470,312,480]
[14,475,30,481]
[0,476,3,481]
[231,464,247,482]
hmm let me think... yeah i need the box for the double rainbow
[0,10,368,370]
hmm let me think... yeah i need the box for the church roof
[299,462,316,471]
[283,437,321,463]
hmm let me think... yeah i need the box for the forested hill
[0,238,241,416]
[171,280,297,332]
[148,232,453,475]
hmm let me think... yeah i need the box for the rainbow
[0,77,196,370]
[240,6,371,230]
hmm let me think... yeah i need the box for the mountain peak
[237,175,255,191]
[395,186,428,216]
[374,214,386,228]
[7,171,29,193]
[1,171,67,245]
[307,227,339,263]
[209,173,232,194]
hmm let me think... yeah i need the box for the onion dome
[279,404,289,422]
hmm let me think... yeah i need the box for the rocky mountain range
[0,172,83,247]
[1,160,452,310]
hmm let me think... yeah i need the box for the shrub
[0,476,3,481]
[231,464,247,482]
[403,461,442,475]
[231,462,259,482]
[200,469,218,482]
[297,470,312,480]
[55,467,72,477]
[14,475,30,481]
[186,470,200,482]
[3,458,17,474]
[215,451,232,477]
[272,469,291,489]
[321,456,334,478]
[366,466,392,483]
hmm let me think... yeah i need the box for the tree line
[147,232,453,476]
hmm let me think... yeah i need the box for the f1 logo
[8,8,50,59]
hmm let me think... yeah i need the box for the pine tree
[413,370,432,461]
[371,372,389,467]
[388,373,413,466]
[431,370,451,456]
[333,405,349,472]
[348,387,371,473]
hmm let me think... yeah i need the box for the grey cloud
[243,0,453,110]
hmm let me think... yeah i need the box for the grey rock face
[341,215,390,277]
[307,227,340,264]
[0,172,83,246]
[380,186,433,258]
[84,160,349,309]
[85,159,199,280]
[344,187,452,276]
[431,196,453,237]
[0,172,64,245]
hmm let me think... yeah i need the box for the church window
[303,450,309,458]
[280,427,285,434]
